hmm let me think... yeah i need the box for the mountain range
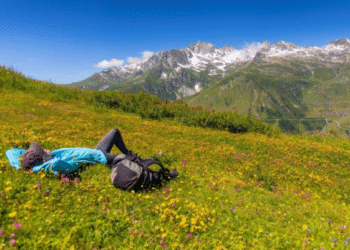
[63,38,350,135]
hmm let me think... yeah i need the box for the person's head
[19,142,52,170]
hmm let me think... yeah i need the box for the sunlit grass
[0,66,350,249]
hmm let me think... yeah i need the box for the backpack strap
[116,154,167,171]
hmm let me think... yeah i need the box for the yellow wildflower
[9,212,17,218]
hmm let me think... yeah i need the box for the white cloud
[92,51,155,69]
[240,42,265,58]
[141,51,154,60]
[127,51,154,65]
[92,58,124,68]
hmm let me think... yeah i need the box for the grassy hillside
[1,65,350,249]
[66,63,228,105]
[67,57,350,138]
[184,59,350,136]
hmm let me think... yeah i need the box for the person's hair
[19,157,33,170]
[19,154,31,170]
[19,142,45,169]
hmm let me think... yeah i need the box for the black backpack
[110,153,174,191]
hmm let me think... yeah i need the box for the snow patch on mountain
[257,39,350,63]
[194,83,202,93]
[99,85,110,91]
[94,38,350,90]
[208,69,218,76]
[175,65,185,72]
[100,38,350,77]
[99,73,109,81]
[176,41,266,74]
[175,85,197,99]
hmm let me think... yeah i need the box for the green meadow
[0,65,350,249]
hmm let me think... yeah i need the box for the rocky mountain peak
[259,41,271,52]
[328,38,350,47]
[220,45,237,54]
[188,40,217,55]
[271,41,299,51]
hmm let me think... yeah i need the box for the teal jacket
[5,148,107,176]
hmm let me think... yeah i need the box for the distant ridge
[64,38,350,135]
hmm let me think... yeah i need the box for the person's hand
[42,149,53,162]
[44,149,51,155]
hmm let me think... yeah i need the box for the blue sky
[1,0,349,85]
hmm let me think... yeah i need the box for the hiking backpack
[110,153,173,191]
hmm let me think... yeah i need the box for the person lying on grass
[14,128,176,179]
[18,128,132,174]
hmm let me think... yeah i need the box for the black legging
[96,128,164,187]
[94,128,130,165]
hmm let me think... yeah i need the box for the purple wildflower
[13,221,21,229]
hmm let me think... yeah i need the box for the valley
[63,39,350,137]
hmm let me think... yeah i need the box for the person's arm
[42,149,53,163]
[32,158,81,175]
